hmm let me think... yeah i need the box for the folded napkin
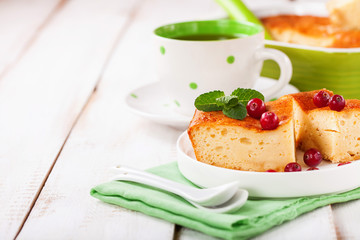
[91,162,360,240]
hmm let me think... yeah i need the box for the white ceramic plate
[177,131,360,198]
[125,77,299,130]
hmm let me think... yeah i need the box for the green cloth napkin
[91,162,360,240]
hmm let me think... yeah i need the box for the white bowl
[177,131,360,198]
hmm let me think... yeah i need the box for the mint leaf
[222,103,247,120]
[216,95,239,108]
[194,88,265,119]
[231,88,264,106]
[194,90,225,112]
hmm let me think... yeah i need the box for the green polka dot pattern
[189,82,198,89]
[227,56,235,64]
[160,46,165,55]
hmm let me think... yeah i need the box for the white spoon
[111,166,248,213]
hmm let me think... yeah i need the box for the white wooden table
[0,0,359,239]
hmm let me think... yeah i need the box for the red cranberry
[313,91,330,108]
[338,162,351,166]
[246,98,266,119]
[284,162,302,172]
[329,94,345,111]
[303,148,322,167]
[266,169,277,172]
[260,111,279,130]
[307,167,319,171]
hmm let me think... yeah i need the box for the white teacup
[154,20,292,116]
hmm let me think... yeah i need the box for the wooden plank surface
[179,206,337,240]
[332,201,360,239]
[0,0,64,237]
[16,0,225,239]
[0,0,139,239]
[16,0,343,239]
[0,0,63,76]
[2,0,359,239]
[254,206,337,240]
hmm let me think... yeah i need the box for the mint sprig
[194,90,225,112]
[231,88,264,106]
[216,95,239,108]
[222,103,247,120]
[194,88,264,120]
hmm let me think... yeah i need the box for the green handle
[215,0,272,40]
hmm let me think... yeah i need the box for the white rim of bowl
[176,131,360,176]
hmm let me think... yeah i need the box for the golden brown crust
[342,99,360,110]
[288,89,360,112]
[189,89,360,171]
[262,15,332,38]
[261,15,360,48]
[189,89,359,131]
[188,97,293,133]
[188,110,261,131]
[288,89,333,112]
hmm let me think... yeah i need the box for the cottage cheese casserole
[188,90,360,172]
[261,0,360,48]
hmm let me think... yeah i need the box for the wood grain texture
[253,206,337,240]
[17,0,223,239]
[0,0,63,77]
[178,206,337,240]
[0,0,139,238]
[332,201,360,239]
[3,0,360,239]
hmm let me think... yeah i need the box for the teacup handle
[254,48,292,100]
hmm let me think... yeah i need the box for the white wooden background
[0,0,358,239]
